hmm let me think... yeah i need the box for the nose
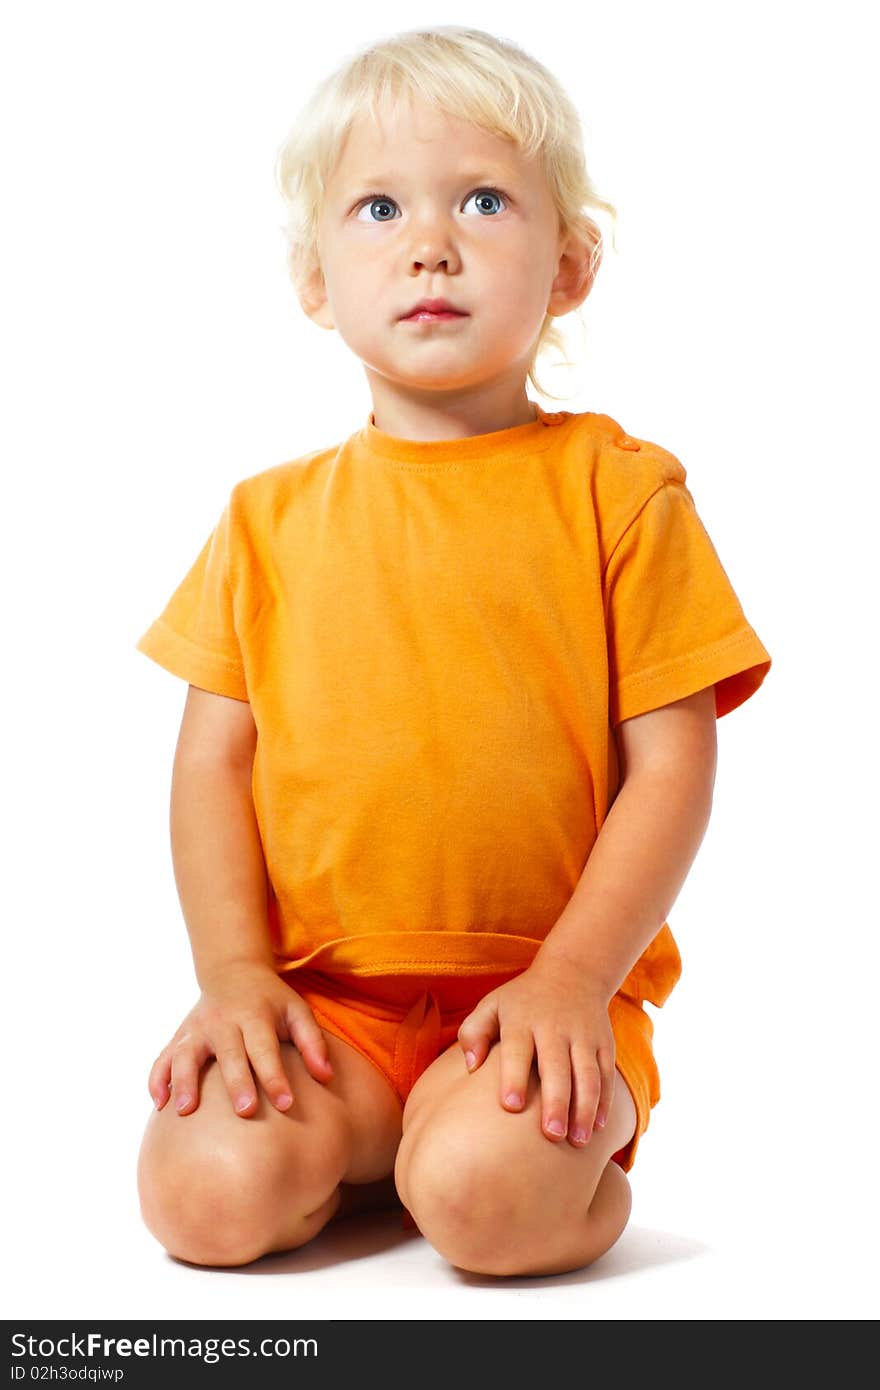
[406,207,462,274]
[411,249,450,273]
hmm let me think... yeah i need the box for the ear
[297,262,336,330]
[547,226,600,318]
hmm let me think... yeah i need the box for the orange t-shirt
[135,404,771,1006]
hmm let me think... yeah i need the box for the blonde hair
[274,26,618,402]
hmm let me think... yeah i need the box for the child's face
[303,93,588,401]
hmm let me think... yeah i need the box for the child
[134,26,771,1278]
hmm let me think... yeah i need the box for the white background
[4,0,878,1323]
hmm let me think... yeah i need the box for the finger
[534,1039,572,1141]
[240,1019,295,1112]
[285,999,334,1084]
[212,1027,260,1116]
[168,1033,212,1116]
[148,1046,174,1110]
[496,1026,535,1113]
[567,1044,603,1147]
[592,1045,617,1133]
[458,997,500,1074]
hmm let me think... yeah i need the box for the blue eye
[463,188,507,216]
[355,196,399,223]
[353,188,509,221]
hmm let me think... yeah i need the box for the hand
[147,962,333,1119]
[456,956,616,1148]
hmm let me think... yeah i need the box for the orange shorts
[286,967,660,1176]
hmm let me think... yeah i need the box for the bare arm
[534,684,718,995]
[170,684,272,986]
[457,685,718,1144]
[147,685,332,1116]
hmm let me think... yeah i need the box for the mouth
[401,309,468,322]
[400,299,469,323]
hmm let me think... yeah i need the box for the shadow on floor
[452,1224,710,1288]
[209,1207,708,1283]
[228,1206,417,1275]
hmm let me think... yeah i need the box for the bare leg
[395,1044,637,1277]
[137,1030,403,1266]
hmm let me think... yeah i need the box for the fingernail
[571,1126,589,1144]
[504,1092,523,1108]
[175,1093,191,1112]
[276,1092,292,1110]
[546,1118,565,1136]
[465,1050,476,1069]
[235,1095,253,1113]
[595,1113,607,1129]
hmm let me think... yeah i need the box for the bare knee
[397,1121,632,1277]
[137,1111,350,1267]
[397,1126,532,1274]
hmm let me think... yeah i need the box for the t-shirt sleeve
[604,475,771,727]
[134,498,249,701]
